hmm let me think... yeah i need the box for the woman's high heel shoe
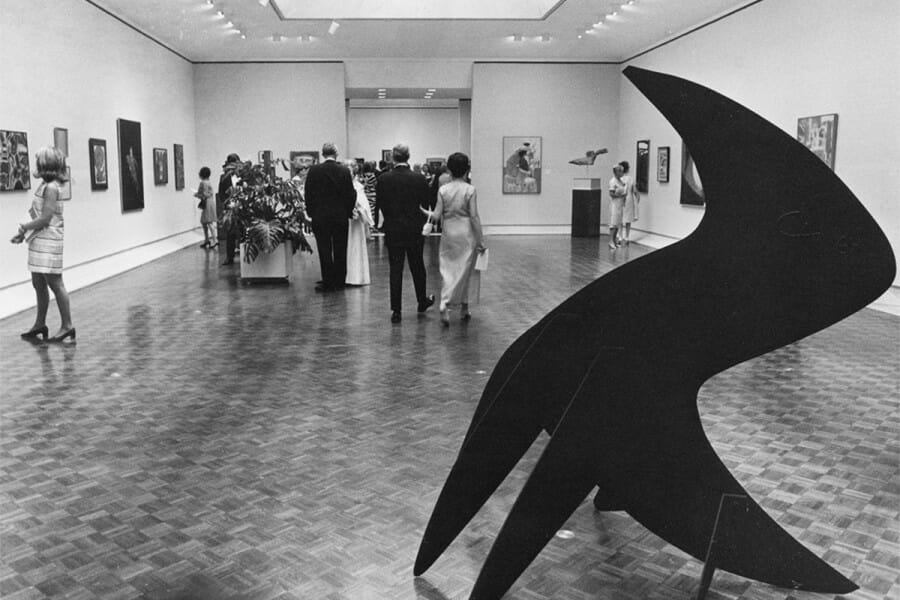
[20,326,48,341]
[48,328,76,343]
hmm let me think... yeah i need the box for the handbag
[197,198,207,210]
[474,248,489,271]
[422,220,433,235]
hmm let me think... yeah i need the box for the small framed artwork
[426,157,445,173]
[89,138,108,190]
[173,143,184,190]
[635,139,650,193]
[0,130,31,191]
[381,149,393,164]
[797,113,838,170]
[59,167,72,201]
[657,146,670,183]
[680,142,705,206]
[502,136,542,194]
[53,127,69,157]
[117,118,144,211]
[289,150,319,178]
[153,147,168,185]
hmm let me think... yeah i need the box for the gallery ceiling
[87,0,759,98]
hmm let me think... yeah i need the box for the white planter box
[240,243,293,280]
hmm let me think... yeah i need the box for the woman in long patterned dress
[345,161,374,285]
[423,152,485,327]
[9,147,75,342]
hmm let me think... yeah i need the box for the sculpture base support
[696,494,750,600]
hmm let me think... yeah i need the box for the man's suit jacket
[304,159,356,224]
[375,165,431,246]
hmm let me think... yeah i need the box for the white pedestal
[240,243,293,280]
[573,177,604,190]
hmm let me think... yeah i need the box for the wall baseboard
[0,230,204,321]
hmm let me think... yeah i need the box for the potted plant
[221,159,313,279]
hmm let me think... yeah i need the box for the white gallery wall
[470,63,621,230]
[193,62,347,178]
[618,0,900,284]
[348,108,460,166]
[0,0,198,291]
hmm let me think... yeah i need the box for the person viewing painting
[422,152,485,327]
[619,160,639,245]
[9,147,75,343]
[194,166,217,249]
[608,163,626,249]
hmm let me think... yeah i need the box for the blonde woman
[9,147,75,342]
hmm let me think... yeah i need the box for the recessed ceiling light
[258,0,269,6]
[541,34,551,42]
[512,34,523,42]
[427,88,436,92]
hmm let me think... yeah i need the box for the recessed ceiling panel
[272,0,564,20]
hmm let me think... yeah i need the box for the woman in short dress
[422,152,485,326]
[619,160,639,245]
[608,163,626,249]
[9,147,75,342]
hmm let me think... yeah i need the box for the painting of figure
[797,113,838,170]
[174,143,184,190]
[289,150,319,182]
[153,148,168,185]
[117,119,144,211]
[89,138,108,190]
[502,136,541,194]
[0,130,31,191]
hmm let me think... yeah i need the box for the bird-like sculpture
[414,66,895,600]
[568,148,608,165]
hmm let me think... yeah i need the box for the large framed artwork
[153,148,168,185]
[657,146,670,183]
[289,150,319,178]
[502,136,541,194]
[173,143,184,190]
[0,130,31,191]
[797,113,838,170]
[426,157,445,173]
[117,118,144,211]
[53,127,69,157]
[680,142,705,206]
[89,138,108,190]
[636,139,650,193]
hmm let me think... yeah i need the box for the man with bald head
[304,142,357,292]
[375,143,435,323]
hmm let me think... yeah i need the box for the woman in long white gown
[345,161,374,285]
[423,152,485,326]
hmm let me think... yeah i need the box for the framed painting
[289,150,319,178]
[636,139,650,193]
[153,148,168,185]
[797,113,838,170]
[173,143,184,190]
[59,167,72,201]
[381,149,393,164]
[657,146,670,183]
[53,127,69,157]
[0,130,31,191]
[117,118,144,211]
[502,136,541,194]
[680,142,705,206]
[89,138,108,190]
[426,157,445,173]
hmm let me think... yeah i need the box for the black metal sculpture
[415,66,895,600]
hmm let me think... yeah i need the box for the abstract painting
[636,139,650,193]
[153,148,168,185]
[657,146,670,182]
[502,136,541,194]
[117,119,144,211]
[797,113,838,170]
[680,142,705,206]
[289,150,319,178]
[0,130,30,191]
[53,127,69,157]
[89,138,108,190]
[173,143,184,190]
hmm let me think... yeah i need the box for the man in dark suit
[375,143,435,323]
[219,153,241,265]
[304,143,356,292]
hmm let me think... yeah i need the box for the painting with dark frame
[173,143,185,190]
[53,127,69,158]
[657,146,670,183]
[797,113,838,170]
[0,130,31,191]
[381,149,393,165]
[680,142,705,206]
[636,139,650,193]
[502,136,542,194]
[426,157,445,174]
[289,150,319,178]
[117,118,144,211]
[89,138,108,190]
[153,148,168,185]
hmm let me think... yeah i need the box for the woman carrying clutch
[422,152,485,326]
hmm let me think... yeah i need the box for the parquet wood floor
[0,235,897,600]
